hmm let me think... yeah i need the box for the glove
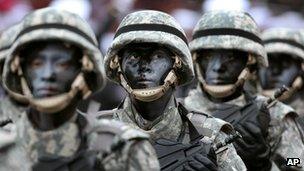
[183,147,218,171]
[234,120,271,171]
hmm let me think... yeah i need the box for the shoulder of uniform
[89,119,149,157]
[93,119,149,140]
[94,108,124,120]
[255,95,298,120]
[187,110,234,137]
[270,100,298,121]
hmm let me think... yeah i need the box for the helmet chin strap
[110,55,181,102]
[9,55,93,114]
[262,76,303,101]
[193,53,256,99]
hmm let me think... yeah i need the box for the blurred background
[1,0,304,110]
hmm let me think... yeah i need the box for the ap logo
[286,158,301,166]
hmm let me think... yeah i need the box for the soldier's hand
[184,148,218,171]
[234,121,271,170]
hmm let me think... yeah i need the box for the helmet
[263,28,304,61]
[2,8,106,113]
[104,10,194,102]
[190,11,267,98]
[261,28,304,100]
[0,23,21,62]
[0,23,21,80]
[190,10,267,67]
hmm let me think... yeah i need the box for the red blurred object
[0,0,16,12]
[28,0,51,9]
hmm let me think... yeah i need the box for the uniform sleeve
[273,116,304,169]
[102,139,160,171]
[214,131,247,171]
[126,140,160,171]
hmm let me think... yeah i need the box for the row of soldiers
[0,7,304,171]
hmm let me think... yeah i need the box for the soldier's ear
[247,53,258,73]
[110,55,120,70]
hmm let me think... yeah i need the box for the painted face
[120,43,174,89]
[197,49,248,85]
[22,41,82,98]
[258,53,302,89]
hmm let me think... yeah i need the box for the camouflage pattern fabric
[289,97,304,119]
[0,97,26,124]
[0,23,21,61]
[104,10,194,86]
[262,28,304,61]
[112,96,247,171]
[185,86,304,170]
[189,10,268,67]
[0,112,160,171]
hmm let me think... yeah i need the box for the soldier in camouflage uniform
[0,23,27,127]
[258,28,304,117]
[185,11,304,170]
[0,8,159,171]
[102,10,246,170]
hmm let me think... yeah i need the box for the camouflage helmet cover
[3,7,106,98]
[104,10,194,86]
[190,10,268,67]
[0,23,21,61]
[262,28,304,61]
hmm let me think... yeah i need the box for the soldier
[0,8,159,171]
[0,23,27,127]
[102,10,246,170]
[258,28,304,116]
[185,11,304,170]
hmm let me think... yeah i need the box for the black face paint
[196,49,248,85]
[21,41,82,98]
[120,43,174,89]
[258,53,302,89]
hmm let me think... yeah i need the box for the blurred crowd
[1,0,304,110]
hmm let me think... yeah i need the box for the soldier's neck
[131,88,173,121]
[28,99,79,131]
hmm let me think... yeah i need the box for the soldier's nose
[41,63,56,81]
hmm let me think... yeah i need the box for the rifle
[263,86,289,109]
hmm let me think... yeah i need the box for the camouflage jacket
[0,111,159,171]
[185,86,304,170]
[0,97,26,124]
[288,97,304,117]
[105,96,246,171]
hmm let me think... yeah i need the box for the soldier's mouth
[36,87,60,97]
[205,79,226,85]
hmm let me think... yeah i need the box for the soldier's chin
[134,81,157,89]
[206,79,229,85]
[34,91,61,98]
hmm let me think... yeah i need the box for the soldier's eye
[129,55,138,60]
[227,54,235,61]
[152,53,162,59]
[57,61,71,69]
[204,55,212,61]
[30,59,43,68]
